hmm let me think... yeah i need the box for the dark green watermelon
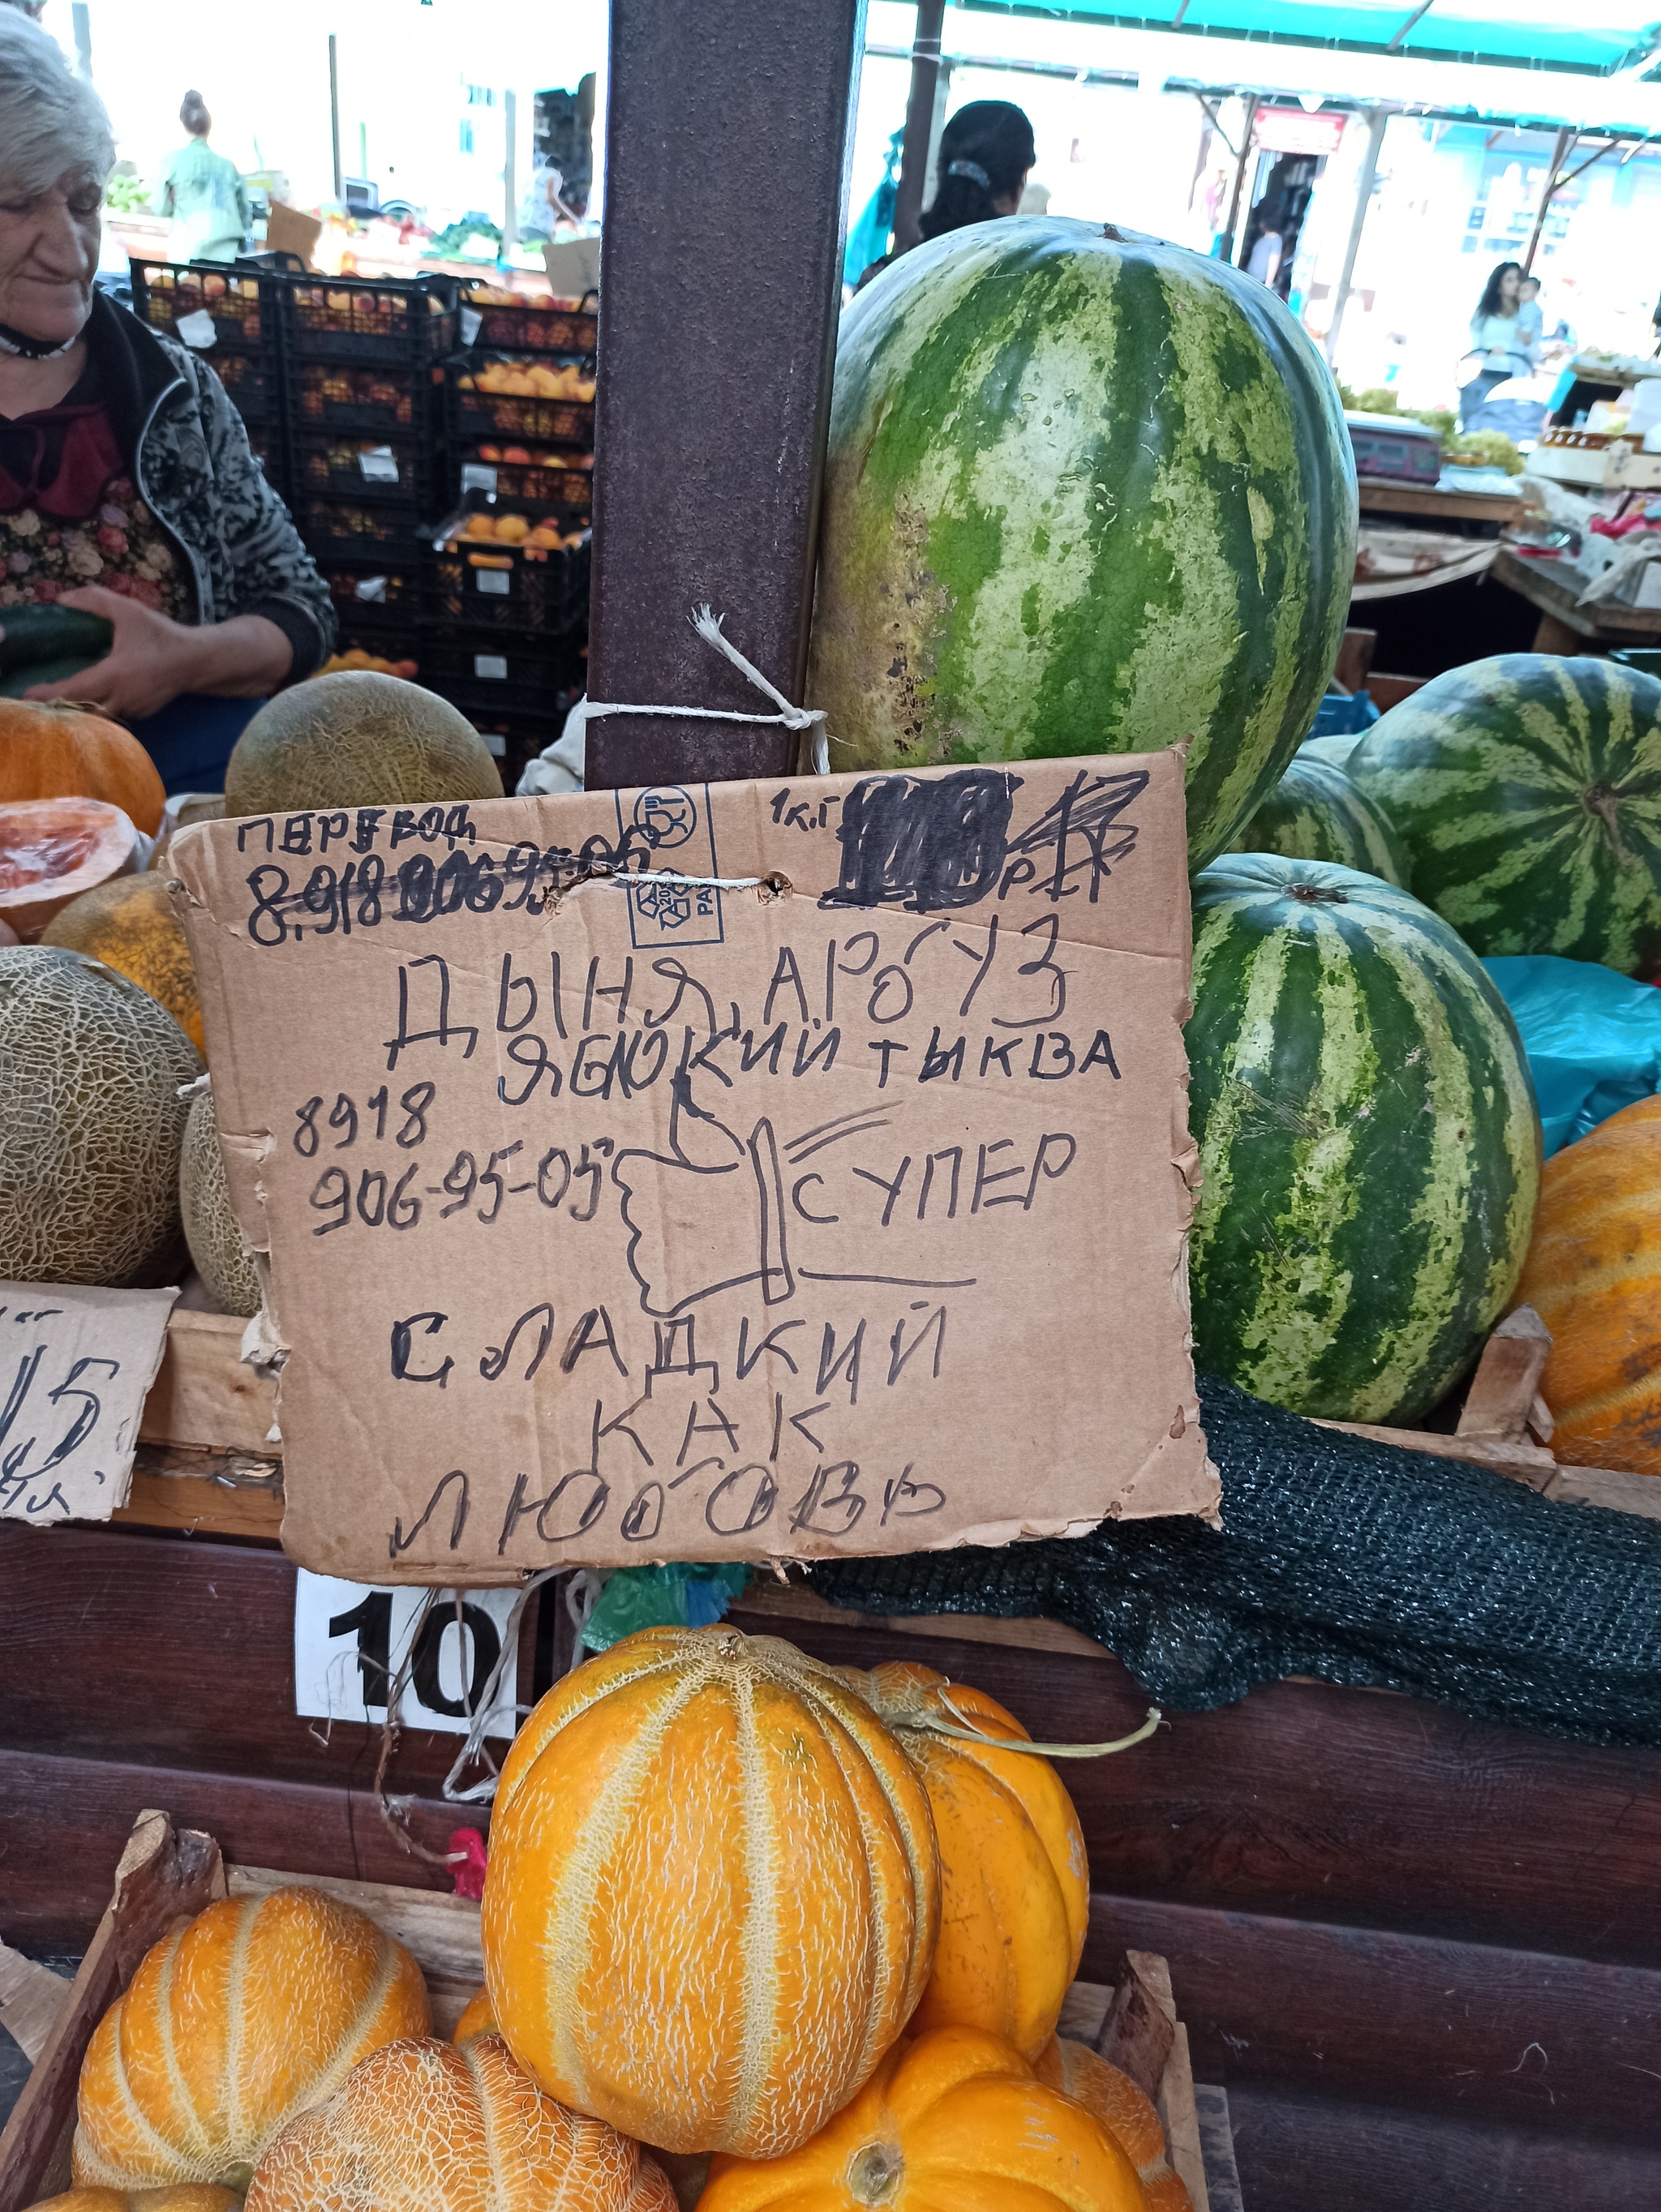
[809,216,1358,867]
[1225,751,1410,885]
[1349,654,1661,971]
[1188,855,1541,1424]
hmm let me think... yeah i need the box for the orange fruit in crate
[477,444,502,462]
[701,2027,1147,2212]
[461,513,497,539]
[480,1627,940,2158]
[0,697,165,835]
[1513,1093,1661,1473]
[503,444,533,465]
[31,2191,243,2210]
[1035,2037,1191,2210]
[493,513,530,543]
[848,1660,1089,2060]
[244,2036,676,2212]
[72,1886,431,2193]
[42,871,203,1055]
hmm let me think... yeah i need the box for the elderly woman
[0,12,332,788]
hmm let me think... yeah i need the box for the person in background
[0,13,332,791]
[1461,260,1536,429]
[856,100,1035,288]
[160,91,249,264]
[1516,274,1544,354]
[1245,194,1286,289]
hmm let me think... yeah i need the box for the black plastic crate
[207,349,279,422]
[283,273,459,366]
[322,632,424,677]
[461,703,580,787]
[297,496,427,568]
[456,442,593,515]
[431,495,590,635]
[294,360,438,435]
[459,288,596,357]
[448,355,594,449]
[423,634,581,719]
[321,558,427,632]
[295,431,431,505]
[130,259,271,353]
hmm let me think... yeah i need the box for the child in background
[1516,276,1544,358]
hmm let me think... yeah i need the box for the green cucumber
[0,606,114,676]
[0,653,106,699]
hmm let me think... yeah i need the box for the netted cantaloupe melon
[224,673,504,817]
[0,946,200,1286]
[43,873,204,1057]
[180,1087,261,1318]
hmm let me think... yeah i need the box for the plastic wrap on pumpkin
[243,2035,675,2212]
[71,1887,431,2192]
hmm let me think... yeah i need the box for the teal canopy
[960,0,1661,76]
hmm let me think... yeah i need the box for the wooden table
[1357,477,1521,529]
[1490,543,1661,654]
[4,1515,1659,2209]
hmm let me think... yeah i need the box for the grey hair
[0,8,116,199]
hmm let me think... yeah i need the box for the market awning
[960,0,1661,76]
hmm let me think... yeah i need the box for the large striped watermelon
[1189,855,1541,1423]
[1348,654,1661,971]
[809,216,1358,868]
[1224,751,1410,885]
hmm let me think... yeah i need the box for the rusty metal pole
[585,0,869,791]
[1522,126,1573,276]
[1220,92,1259,267]
[891,0,946,255]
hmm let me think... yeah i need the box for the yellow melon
[29,2192,242,2211]
[0,946,200,1285]
[43,873,204,1057]
[224,674,503,816]
[179,1088,261,1317]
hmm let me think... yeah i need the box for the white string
[439,1567,563,1805]
[567,606,834,777]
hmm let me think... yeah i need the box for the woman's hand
[22,585,292,719]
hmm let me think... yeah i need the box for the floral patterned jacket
[71,289,335,675]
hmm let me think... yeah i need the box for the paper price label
[174,308,218,349]
[474,652,509,680]
[0,1283,177,1524]
[460,307,483,345]
[292,1569,521,1736]
[461,464,499,496]
[476,568,511,596]
[358,447,401,485]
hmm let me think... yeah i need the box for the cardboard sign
[0,1282,178,1524]
[170,754,1213,1583]
[292,1570,521,1738]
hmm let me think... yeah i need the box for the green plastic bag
[582,1563,750,1653]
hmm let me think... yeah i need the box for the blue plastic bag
[1483,955,1661,1157]
[581,1563,750,1653]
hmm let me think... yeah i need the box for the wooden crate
[0,1811,1209,2212]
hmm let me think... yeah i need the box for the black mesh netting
[807,1374,1661,1747]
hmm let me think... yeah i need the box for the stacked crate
[436,289,595,783]
[128,260,290,499]
[282,276,457,681]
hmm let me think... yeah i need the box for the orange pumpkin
[30,2193,242,2211]
[451,1987,496,2043]
[702,2026,1147,2212]
[481,1627,940,2158]
[73,1886,431,2192]
[243,2035,675,2211]
[0,699,165,835]
[1035,2037,1191,2211]
[850,1660,1089,2060]
[43,873,203,1055]
[1513,1094,1661,1473]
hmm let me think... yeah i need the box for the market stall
[6,2,1661,2208]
